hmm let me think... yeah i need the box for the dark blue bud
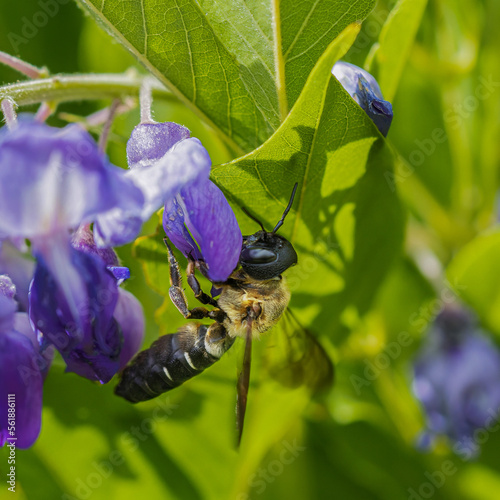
[332,61,393,137]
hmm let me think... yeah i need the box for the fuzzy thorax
[217,276,291,339]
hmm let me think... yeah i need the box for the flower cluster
[0,112,241,447]
[412,304,500,457]
[332,61,393,137]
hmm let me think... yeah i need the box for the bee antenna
[241,206,266,232]
[272,182,298,234]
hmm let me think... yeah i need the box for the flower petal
[0,274,16,301]
[63,320,122,384]
[332,61,384,99]
[0,121,144,239]
[0,240,35,311]
[358,77,393,137]
[108,267,130,285]
[30,245,123,383]
[0,294,16,334]
[71,225,118,267]
[0,275,17,333]
[71,225,130,284]
[30,233,90,350]
[1,273,52,379]
[127,137,212,218]
[14,312,53,379]
[93,211,143,248]
[0,330,43,448]
[126,122,190,169]
[114,288,145,369]
[179,179,242,282]
[95,137,212,247]
[163,197,203,260]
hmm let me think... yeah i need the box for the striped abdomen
[115,322,235,403]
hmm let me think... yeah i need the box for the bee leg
[187,259,218,307]
[164,238,225,321]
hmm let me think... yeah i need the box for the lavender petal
[180,179,242,282]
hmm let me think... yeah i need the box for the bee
[115,183,333,442]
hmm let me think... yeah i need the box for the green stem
[0,72,175,107]
[0,71,246,157]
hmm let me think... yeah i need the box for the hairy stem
[0,72,175,107]
[0,50,48,79]
[1,98,17,129]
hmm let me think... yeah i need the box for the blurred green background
[1,1,500,499]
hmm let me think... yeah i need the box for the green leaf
[366,0,428,101]
[294,419,460,500]
[211,24,405,338]
[75,0,375,152]
[447,228,500,335]
[132,224,169,298]
[374,256,436,341]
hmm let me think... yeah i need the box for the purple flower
[0,275,44,449]
[94,122,213,247]
[99,120,242,282]
[0,121,144,240]
[332,61,393,136]
[0,121,145,384]
[29,244,120,382]
[114,289,145,369]
[29,227,144,383]
[71,225,131,285]
[163,178,242,282]
[412,305,500,457]
[130,122,242,281]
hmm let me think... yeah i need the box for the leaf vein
[254,164,283,208]
[283,0,321,60]
[175,0,197,102]
[211,36,232,137]
[286,1,358,64]
[238,0,273,45]
[140,0,148,55]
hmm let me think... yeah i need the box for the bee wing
[264,308,334,394]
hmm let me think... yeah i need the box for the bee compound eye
[240,247,277,264]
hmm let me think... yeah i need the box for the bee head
[239,184,298,280]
